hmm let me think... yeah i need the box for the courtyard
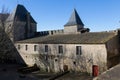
[0,64,93,80]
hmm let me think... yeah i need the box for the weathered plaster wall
[16,43,107,74]
[61,44,107,74]
[15,43,39,66]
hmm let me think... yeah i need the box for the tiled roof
[16,32,116,44]
[6,4,36,23]
[64,9,84,26]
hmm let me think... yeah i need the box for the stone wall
[64,25,78,34]
[15,43,38,66]
[15,43,107,74]
[106,35,120,68]
[37,29,64,36]
[14,21,26,41]
[64,25,83,34]
[5,21,36,42]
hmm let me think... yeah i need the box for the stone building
[16,31,120,74]
[64,9,89,34]
[5,4,37,42]
[2,4,120,74]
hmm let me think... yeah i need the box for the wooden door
[63,65,68,71]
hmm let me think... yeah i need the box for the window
[73,61,76,66]
[51,31,53,35]
[34,45,37,51]
[76,46,82,55]
[58,46,63,54]
[45,45,48,52]
[55,59,58,62]
[25,45,28,51]
[18,45,20,50]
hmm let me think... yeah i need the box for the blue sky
[0,0,120,32]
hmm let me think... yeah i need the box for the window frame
[76,46,82,55]
[73,61,76,66]
[45,45,48,52]
[18,45,20,50]
[34,45,37,51]
[58,45,63,54]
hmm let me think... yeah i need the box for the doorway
[63,65,68,71]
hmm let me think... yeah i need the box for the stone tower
[64,9,89,34]
[5,4,37,42]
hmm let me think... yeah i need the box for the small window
[18,45,20,50]
[55,59,58,62]
[58,46,63,54]
[73,61,76,65]
[45,45,48,52]
[51,31,53,35]
[25,45,28,51]
[76,46,82,55]
[34,45,37,51]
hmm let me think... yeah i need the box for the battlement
[36,29,64,36]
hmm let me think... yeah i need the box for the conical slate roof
[64,9,84,26]
[6,4,36,23]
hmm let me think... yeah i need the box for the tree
[0,6,9,30]
[0,6,16,63]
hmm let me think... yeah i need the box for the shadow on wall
[0,28,26,65]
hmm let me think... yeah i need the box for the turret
[64,9,89,34]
